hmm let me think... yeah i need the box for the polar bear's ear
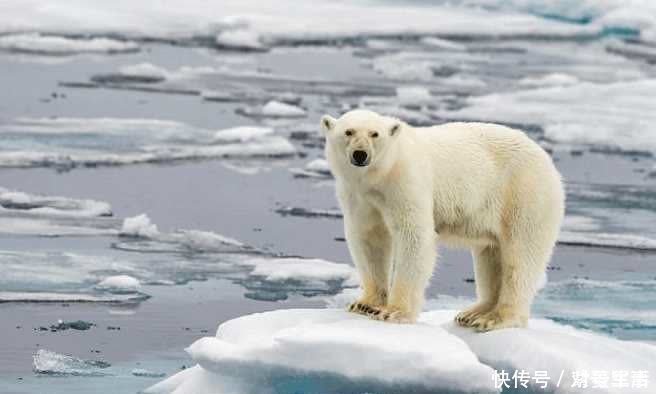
[390,122,402,137]
[320,115,337,135]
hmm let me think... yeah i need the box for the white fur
[321,110,564,331]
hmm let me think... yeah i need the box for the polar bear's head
[320,109,402,169]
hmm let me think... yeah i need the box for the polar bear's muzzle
[351,150,370,167]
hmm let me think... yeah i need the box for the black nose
[352,150,368,165]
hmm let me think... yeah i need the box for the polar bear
[321,109,564,331]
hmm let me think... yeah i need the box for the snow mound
[33,349,111,376]
[120,214,159,238]
[148,309,656,394]
[96,275,141,293]
[0,33,138,55]
[261,101,306,118]
[146,309,498,394]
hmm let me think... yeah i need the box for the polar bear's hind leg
[455,245,501,326]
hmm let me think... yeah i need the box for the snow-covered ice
[147,308,656,394]
[440,79,656,154]
[96,275,141,294]
[238,257,358,286]
[33,349,111,376]
[289,158,332,179]
[0,1,601,45]
[261,101,307,118]
[0,33,139,55]
[146,309,498,394]
[213,126,274,143]
[0,187,112,218]
[0,117,296,169]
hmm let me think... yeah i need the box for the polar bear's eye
[371,132,379,138]
[345,129,354,137]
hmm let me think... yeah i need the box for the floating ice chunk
[239,257,358,286]
[33,349,111,376]
[420,37,467,51]
[440,79,656,154]
[275,206,342,219]
[396,86,433,105]
[216,29,265,51]
[305,158,331,174]
[289,158,333,179]
[118,62,169,82]
[424,310,656,393]
[0,187,112,217]
[559,231,656,251]
[518,72,580,87]
[212,126,274,143]
[121,214,160,238]
[148,309,498,394]
[0,33,138,55]
[0,217,118,236]
[96,275,141,294]
[0,1,598,45]
[0,117,296,169]
[0,291,148,303]
[132,368,167,378]
[261,101,306,118]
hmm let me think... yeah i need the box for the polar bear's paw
[369,306,415,324]
[455,303,494,327]
[348,301,381,317]
[468,305,527,332]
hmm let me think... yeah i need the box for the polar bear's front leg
[343,214,392,317]
[372,213,437,324]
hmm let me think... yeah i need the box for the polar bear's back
[410,121,563,243]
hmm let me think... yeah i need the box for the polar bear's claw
[468,307,527,332]
[348,301,379,316]
[370,307,414,324]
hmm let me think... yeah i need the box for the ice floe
[147,308,656,394]
[96,275,141,294]
[0,117,296,169]
[0,1,598,46]
[146,309,498,394]
[0,187,112,217]
[33,349,111,376]
[239,100,307,119]
[0,33,139,55]
[238,257,358,286]
[289,158,332,179]
[440,79,656,154]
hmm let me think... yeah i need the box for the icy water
[1,1,656,393]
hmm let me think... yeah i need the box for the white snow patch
[519,72,580,87]
[212,126,274,143]
[96,275,141,293]
[261,100,306,118]
[0,33,138,54]
[118,62,169,80]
